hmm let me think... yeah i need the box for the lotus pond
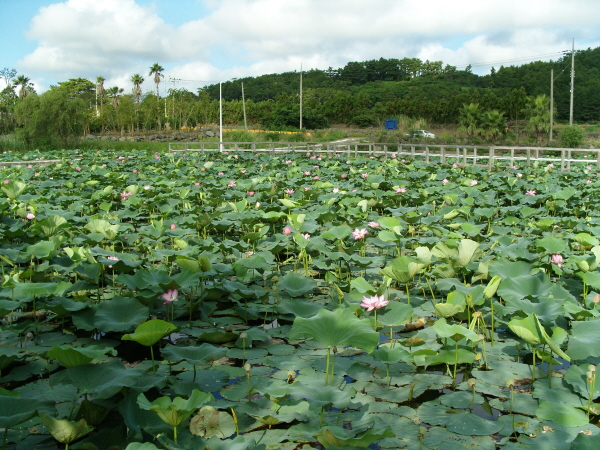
[2,149,600,450]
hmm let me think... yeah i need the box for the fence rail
[169,142,600,170]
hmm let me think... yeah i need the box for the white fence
[168,142,600,170]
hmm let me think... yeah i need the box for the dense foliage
[0,47,598,147]
[2,149,600,449]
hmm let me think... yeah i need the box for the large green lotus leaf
[122,319,178,347]
[535,235,567,254]
[579,271,600,290]
[488,259,533,279]
[508,313,569,361]
[50,359,142,398]
[567,320,600,361]
[1,180,27,200]
[289,382,355,410]
[0,396,53,428]
[440,391,484,409]
[277,299,322,318]
[278,272,317,297]
[189,406,235,438]
[573,233,600,248]
[350,276,376,294]
[570,431,600,450]
[314,427,395,448]
[84,219,119,240]
[39,413,93,444]
[433,318,480,342]
[46,345,116,368]
[137,389,212,427]
[35,215,70,238]
[422,426,497,450]
[321,225,352,241]
[380,256,424,282]
[13,281,71,297]
[372,344,411,364]
[432,346,476,365]
[497,272,552,302]
[455,239,481,267]
[162,343,227,365]
[94,296,149,333]
[125,444,161,450]
[233,254,269,271]
[377,230,400,242]
[0,346,21,371]
[535,401,589,427]
[563,364,600,400]
[201,435,260,450]
[532,379,584,407]
[289,307,379,352]
[434,303,465,318]
[377,302,414,326]
[504,297,564,323]
[417,401,502,436]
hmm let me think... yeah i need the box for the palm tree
[96,76,106,115]
[106,86,124,108]
[131,74,144,103]
[459,103,483,136]
[13,75,32,99]
[527,95,551,142]
[149,63,164,97]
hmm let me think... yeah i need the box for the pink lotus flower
[304,186,311,191]
[452,163,458,168]
[162,289,178,306]
[26,212,35,220]
[76,167,81,172]
[395,187,407,193]
[107,256,119,261]
[391,153,397,158]
[368,221,380,228]
[144,185,151,190]
[360,294,389,312]
[301,233,310,239]
[228,180,236,187]
[27,164,33,169]
[525,190,536,196]
[304,171,311,176]
[218,172,224,175]
[133,169,137,174]
[283,226,293,235]
[362,173,369,178]
[240,169,246,174]
[548,163,554,168]
[3,180,9,184]
[352,228,368,240]
[517,173,523,178]
[551,254,563,268]
[170,223,177,230]
[333,188,340,193]
[285,160,292,164]
[442,179,449,185]
[285,189,295,194]
[194,182,200,186]
[247,191,255,196]
[341,174,347,179]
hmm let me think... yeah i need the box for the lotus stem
[325,347,331,385]
[173,425,178,444]
[453,340,459,383]
[150,345,156,373]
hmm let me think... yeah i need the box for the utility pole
[299,64,303,130]
[241,82,247,131]
[550,69,554,141]
[219,82,223,152]
[569,38,575,126]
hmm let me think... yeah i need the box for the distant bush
[224,130,255,142]
[264,132,280,142]
[287,133,305,142]
[560,125,585,148]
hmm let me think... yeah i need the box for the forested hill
[203,46,600,124]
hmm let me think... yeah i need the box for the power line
[455,51,567,69]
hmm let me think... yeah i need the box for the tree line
[0,47,598,148]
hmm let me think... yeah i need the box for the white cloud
[16,0,600,90]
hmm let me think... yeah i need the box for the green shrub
[287,133,305,142]
[264,132,281,142]
[560,125,585,148]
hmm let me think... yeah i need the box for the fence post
[489,146,494,170]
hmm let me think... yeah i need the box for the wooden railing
[168,142,600,170]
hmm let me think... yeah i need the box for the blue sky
[1,0,599,94]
